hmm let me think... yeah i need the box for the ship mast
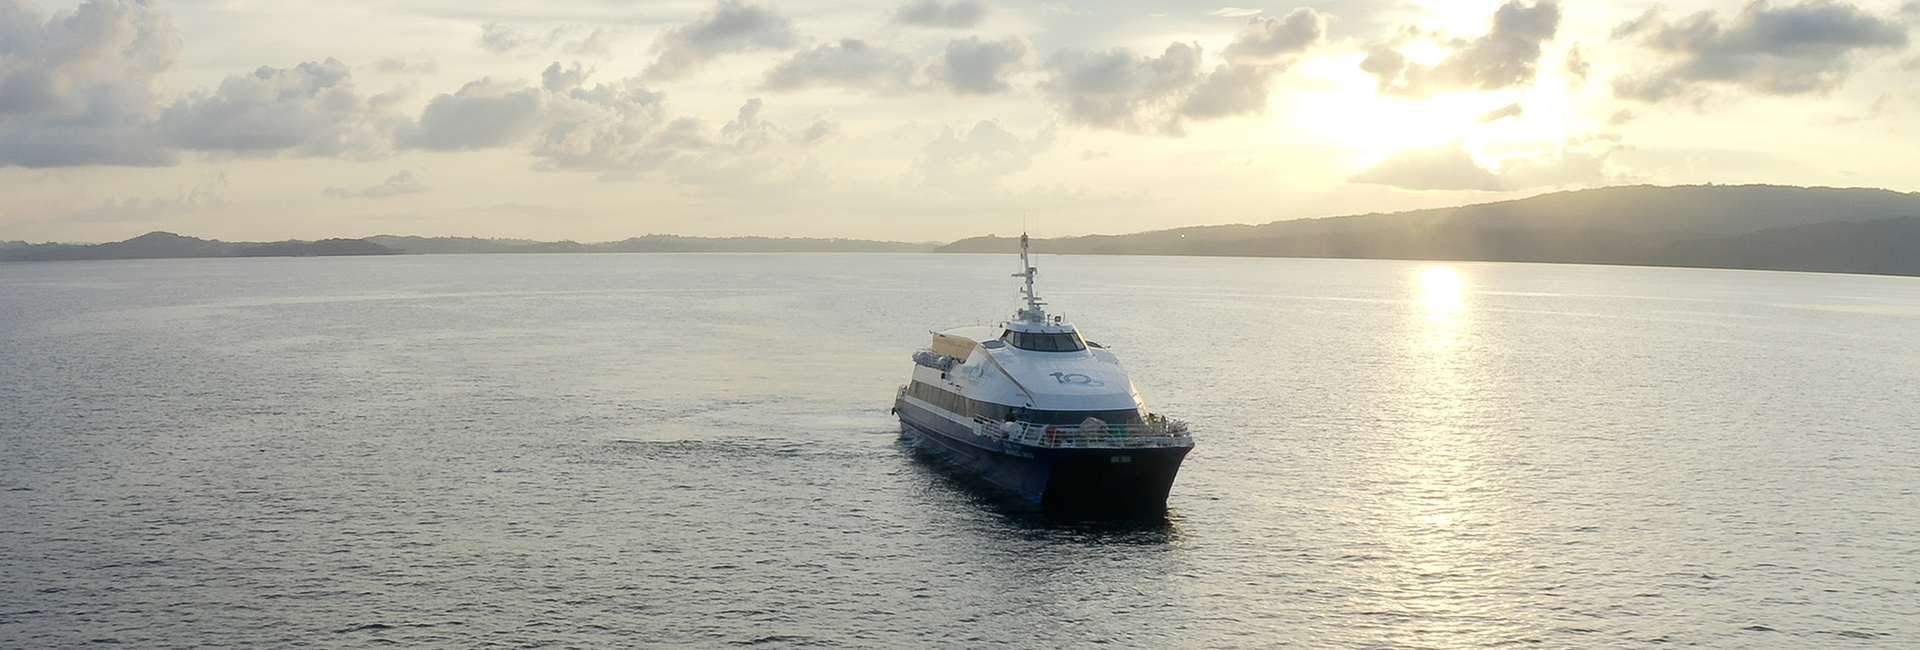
[1012,232,1047,324]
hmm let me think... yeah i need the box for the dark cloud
[0,0,178,167]
[1041,42,1203,133]
[1347,136,1621,191]
[324,170,426,198]
[926,35,1030,95]
[158,59,385,156]
[891,0,986,29]
[917,120,1048,193]
[395,78,547,151]
[1360,0,1562,99]
[1476,102,1524,123]
[760,39,918,93]
[1611,0,1909,102]
[1045,11,1323,131]
[642,0,799,82]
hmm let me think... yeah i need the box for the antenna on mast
[1013,232,1046,323]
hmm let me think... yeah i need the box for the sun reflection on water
[1418,266,1467,314]
[1342,264,1543,647]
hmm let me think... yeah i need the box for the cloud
[1180,63,1279,119]
[760,39,918,93]
[642,0,799,82]
[926,35,1031,95]
[1360,0,1562,99]
[157,58,387,157]
[481,23,624,57]
[59,173,226,222]
[1610,0,1909,102]
[371,56,439,75]
[525,78,675,171]
[916,120,1049,193]
[1476,102,1524,123]
[1347,136,1623,191]
[324,170,425,198]
[542,61,591,92]
[664,97,835,188]
[891,0,986,29]
[1182,10,1326,120]
[479,22,537,53]
[1041,42,1203,134]
[1563,44,1590,87]
[408,64,829,185]
[0,0,178,167]
[395,78,547,151]
[1045,11,1323,131]
[1222,8,1325,66]
[563,27,626,57]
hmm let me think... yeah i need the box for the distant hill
[0,232,399,262]
[366,234,936,254]
[2,232,937,262]
[9,184,1920,276]
[940,184,1920,275]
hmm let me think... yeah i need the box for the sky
[2,0,1917,243]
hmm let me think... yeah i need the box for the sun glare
[1418,266,1467,313]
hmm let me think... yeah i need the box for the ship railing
[972,415,1193,449]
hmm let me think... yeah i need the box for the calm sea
[2,253,1917,648]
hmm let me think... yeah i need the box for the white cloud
[926,35,1031,95]
[1611,0,1910,102]
[1360,0,1562,99]
[891,0,987,29]
[641,0,799,82]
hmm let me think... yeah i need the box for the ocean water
[2,253,1917,649]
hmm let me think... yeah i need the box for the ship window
[906,381,1140,426]
[1012,408,1144,426]
[1001,330,1085,352]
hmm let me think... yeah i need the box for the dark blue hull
[896,399,1190,519]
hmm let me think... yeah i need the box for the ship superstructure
[894,234,1192,517]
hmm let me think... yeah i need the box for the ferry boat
[894,234,1193,518]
